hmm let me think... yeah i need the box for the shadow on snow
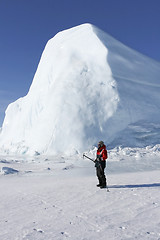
[109,183,160,189]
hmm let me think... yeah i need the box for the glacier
[0,23,160,156]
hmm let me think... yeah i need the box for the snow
[1,166,19,175]
[0,150,160,240]
[0,23,160,156]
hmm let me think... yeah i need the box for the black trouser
[96,161,106,186]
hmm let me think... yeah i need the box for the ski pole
[83,154,95,162]
[106,179,110,192]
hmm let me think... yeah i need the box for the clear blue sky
[0,0,160,126]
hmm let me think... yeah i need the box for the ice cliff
[0,23,160,156]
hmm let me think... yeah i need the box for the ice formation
[0,23,160,156]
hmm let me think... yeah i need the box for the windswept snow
[0,153,160,240]
[0,23,160,156]
[1,166,19,175]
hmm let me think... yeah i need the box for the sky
[0,0,160,127]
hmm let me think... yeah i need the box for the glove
[94,159,100,167]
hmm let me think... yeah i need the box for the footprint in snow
[33,228,44,233]
[61,231,70,237]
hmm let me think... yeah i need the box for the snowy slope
[0,23,160,156]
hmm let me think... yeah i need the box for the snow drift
[1,167,19,175]
[0,23,160,156]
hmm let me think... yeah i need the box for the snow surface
[0,148,160,240]
[0,23,160,156]
[1,166,19,175]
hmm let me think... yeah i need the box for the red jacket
[97,145,108,161]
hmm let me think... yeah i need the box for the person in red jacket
[95,141,108,188]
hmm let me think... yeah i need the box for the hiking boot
[97,184,102,187]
